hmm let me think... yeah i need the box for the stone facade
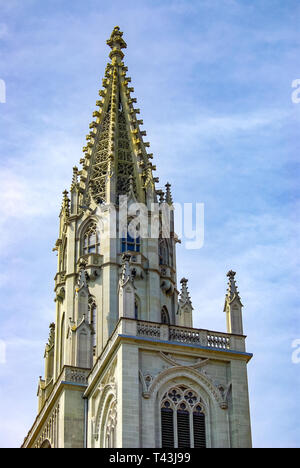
[22,27,252,449]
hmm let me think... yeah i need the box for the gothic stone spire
[79,26,158,207]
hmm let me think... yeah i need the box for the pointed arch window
[40,440,52,448]
[134,296,140,320]
[121,222,141,253]
[83,223,100,255]
[160,386,206,448]
[161,401,174,448]
[61,240,67,272]
[60,314,65,372]
[161,307,170,324]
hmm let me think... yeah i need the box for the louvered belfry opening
[193,406,206,448]
[177,405,190,448]
[161,403,174,448]
[161,386,206,448]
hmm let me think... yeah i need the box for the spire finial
[107,26,127,62]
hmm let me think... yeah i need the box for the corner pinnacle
[226,270,242,303]
[165,183,173,205]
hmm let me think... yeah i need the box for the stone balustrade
[87,318,246,397]
[117,318,246,352]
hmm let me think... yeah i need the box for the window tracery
[161,307,170,324]
[161,386,206,448]
[121,221,141,253]
[83,223,100,255]
[117,111,137,197]
[90,113,110,203]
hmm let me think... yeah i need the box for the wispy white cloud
[0,0,298,449]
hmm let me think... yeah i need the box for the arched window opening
[161,307,170,325]
[161,401,174,448]
[40,439,51,448]
[89,298,97,352]
[61,240,67,272]
[83,223,100,255]
[121,220,141,253]
[161,386,206,448]
[122,232,141,253]
[134,296,141,320]
[60,314,65,372]
[177,403,190,448]
[193,405,206,448]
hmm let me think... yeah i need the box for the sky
[0,0,299,448]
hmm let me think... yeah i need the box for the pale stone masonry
[22,27,252,449]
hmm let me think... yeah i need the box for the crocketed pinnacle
[165,183,173,205]
[179,278,193,309]
[71,166,79,190]
[47,323,55,348]
[61,190,70,217]
[225,270,242,304]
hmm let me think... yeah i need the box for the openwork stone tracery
[161,385,206,448]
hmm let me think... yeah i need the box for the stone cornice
[83,318,251,399]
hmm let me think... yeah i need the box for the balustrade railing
[207,333,231,350]
[137,321,161,338]
[136,320,235,350]
[169,326,201,344]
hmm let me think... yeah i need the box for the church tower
[22,27,252,449]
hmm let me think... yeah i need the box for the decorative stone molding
[64,367,89,385]
[137,321,160,338]
[56,287,65,303]
[33,404,60,449]
[139,370,153,396]
[159,352,210,369]
[169,326,204,345]
[140,365,228,409]
[160,279,174,296]
[94,383,117,442]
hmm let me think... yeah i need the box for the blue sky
[0,0,299,448]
